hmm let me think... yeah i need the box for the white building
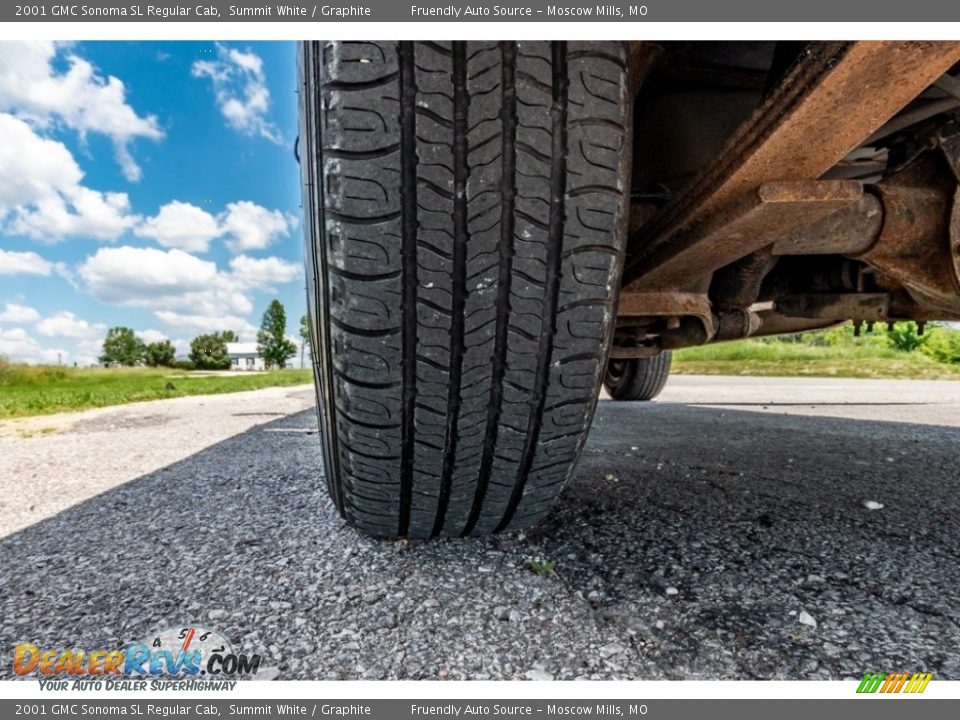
[226,342,265,371]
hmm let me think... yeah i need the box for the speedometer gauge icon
[138,625,234,676]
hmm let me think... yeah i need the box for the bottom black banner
[2,700,958,720]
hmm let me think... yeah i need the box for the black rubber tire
[603,353,673,401]
[298,41,632,538]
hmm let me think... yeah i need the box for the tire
[603,353,673,401]
[298,41,632,538]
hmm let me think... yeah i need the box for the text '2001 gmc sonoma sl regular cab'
[297,40,960,539]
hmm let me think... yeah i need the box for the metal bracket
[626,180,867,290]
[774,293,891,321]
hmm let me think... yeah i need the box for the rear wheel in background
[603,353,673,401]
[299,40,632,538]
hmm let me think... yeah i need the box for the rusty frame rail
[623,41,960,292]
[625,180,867,290]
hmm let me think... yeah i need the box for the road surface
[1,376,958,680]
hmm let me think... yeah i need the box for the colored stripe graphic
[857,672,886,693]
[905,673,933,693]
[857,672,932,694]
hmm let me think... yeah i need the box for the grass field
[0,363,313,419]
[673,325,960,380]
[673,343,960,379]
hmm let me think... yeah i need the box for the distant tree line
[100,328,178,368]
[99,299,303,370]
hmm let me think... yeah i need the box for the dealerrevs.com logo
[13,625,264,691]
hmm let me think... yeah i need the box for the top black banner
[6,0,960,23]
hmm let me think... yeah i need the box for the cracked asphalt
[1,376,959,680]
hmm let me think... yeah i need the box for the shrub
[172,360,197,371]
[922,329,960,364]
[886,322,927,352]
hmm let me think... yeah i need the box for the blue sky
[0,41,305,365]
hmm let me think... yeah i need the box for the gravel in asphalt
[1,377,958,680]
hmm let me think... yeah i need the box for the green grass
[673,333,960,380]
[0,362,313,419]
[529,558,557,576]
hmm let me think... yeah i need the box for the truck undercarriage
[616,41,960,360]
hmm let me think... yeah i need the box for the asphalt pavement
[1,376,959,680]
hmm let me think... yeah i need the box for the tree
[257,300,297,369]
[189,333,232,370]
[299,314,310,369]
[100,327,145,366]
[220,330,239,342]
[144,340,177,368]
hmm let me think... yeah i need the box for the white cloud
[74,336,105,366]
[192,43,282,144]
[132,199,295,254]
[0,248,53,275]
[0,112,81,208]
[35,310,105,340]
[76,246,300,344]
[229,254,301,288]
[0,309,107,365]
[154,311,257,341]
[78,246,252,314]
[12,187,136,242]
[0,113,138,242]
[0,327,65,364]
[140,328,170,345]
[0,303,41,323]
[163,337,190,357]
[0,41,162,181]
[135,201,222,253]
[222,201,296,252]
[0,116,291,246]
[78,246,219,304]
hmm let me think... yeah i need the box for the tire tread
[301,40,631,537]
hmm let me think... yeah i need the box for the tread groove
[495,41,568,533]
[463,41,517,537]
[432,41,469,538]
[322,71,400,91]
[323,143,400,160]
[398,41,418,537]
